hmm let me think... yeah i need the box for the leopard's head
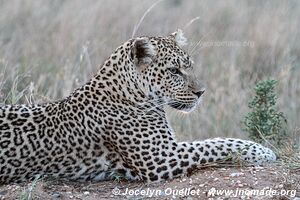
[131,30,205,112]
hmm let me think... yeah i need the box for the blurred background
[0,0,299,141]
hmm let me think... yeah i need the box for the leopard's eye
[168,68,181,75]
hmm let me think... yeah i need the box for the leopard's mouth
[168,99,199,113]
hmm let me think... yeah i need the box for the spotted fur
[0,31,276,184]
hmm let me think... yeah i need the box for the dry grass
[0,0,299,143]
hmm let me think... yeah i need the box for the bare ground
[0,164,299,200]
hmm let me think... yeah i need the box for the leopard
[0,30,276,184]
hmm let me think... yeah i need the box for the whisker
[145,101,170,113]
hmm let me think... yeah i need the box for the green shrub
[243,79,287,146]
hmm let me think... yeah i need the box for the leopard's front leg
[122,136,276,182]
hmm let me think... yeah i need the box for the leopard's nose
[193,89,205,97]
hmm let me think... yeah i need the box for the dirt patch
[0,165,299,200]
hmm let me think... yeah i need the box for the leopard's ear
[170,29,187,47]
[132,37,156,68]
